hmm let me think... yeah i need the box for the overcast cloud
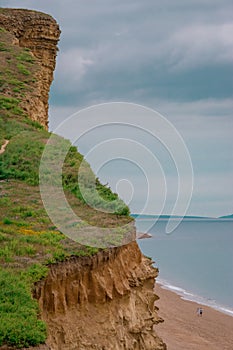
[2,0,233,216]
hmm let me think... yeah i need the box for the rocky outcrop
[0,9,166,349]
[34,242,166,350]
[0,8,60,128]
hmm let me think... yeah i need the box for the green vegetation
[16,50,35,63]
[0,116,37,147]
[0,96,24,115]
[0,127,129,213]
[9,78,26,91]
[0,41,9,51]
[0,267,47,348]
[0,130,47,184]
[17,63,30,76]
[0,28,37,116]
[0,180,116,348]
[0,19,132,348]
[63,146,130,215]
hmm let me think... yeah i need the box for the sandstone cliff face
[34,241,166,350]
[0,8,60,128]
[0,8,166,350]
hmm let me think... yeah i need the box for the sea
[136,217,233,317]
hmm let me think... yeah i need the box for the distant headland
[131,214,233,220]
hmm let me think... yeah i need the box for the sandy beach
[154,283,233,350]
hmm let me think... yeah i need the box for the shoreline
[154,283,233,350]
[156,278,233,317]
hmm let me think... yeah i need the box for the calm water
[136,219,233,316]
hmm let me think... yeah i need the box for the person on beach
[197,307,203,317]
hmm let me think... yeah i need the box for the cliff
[0,8,60,129]
[34,242,166,350]
[0,8,166,350]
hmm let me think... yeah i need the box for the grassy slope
[0,26,132,347]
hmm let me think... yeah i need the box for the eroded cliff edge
[0,8,60,128]
[34,242,166,350]
[0,8,166,350]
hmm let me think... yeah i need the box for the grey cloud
[3,0,233,104]
[2,0,232,216]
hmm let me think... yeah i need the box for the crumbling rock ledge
[34,241,166,350]
[0,8,60,128]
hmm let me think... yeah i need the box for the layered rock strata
[34,242,166,350]
[0,8,60,128]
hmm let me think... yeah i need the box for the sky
[2,0,233,217]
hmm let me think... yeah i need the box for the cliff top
[0,7,60,33]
